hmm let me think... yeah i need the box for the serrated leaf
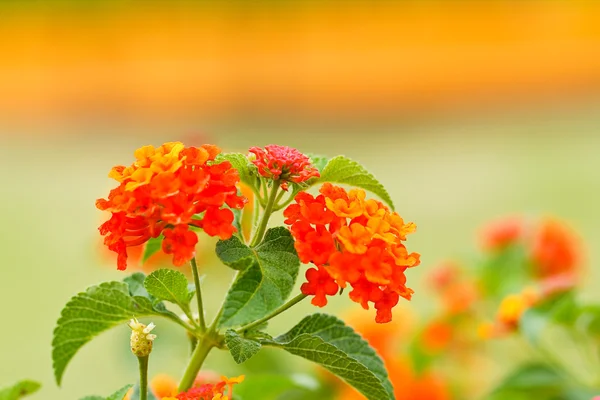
[216,235,256,271]
[52,279,180,385]
[144,269,194,308]
[316,155,394,210]
[142,236,163,264]
[267,313,394,400]
[225,330,262,364]
[79,384,133,400]
[306,154,329,173]
[216,153,257,188]
[0,380,41,400]
[218,227,300,328]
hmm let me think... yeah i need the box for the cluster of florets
[249,144,320,189]
[284,183,420,323]
[96,142,246,270]
[165,375,244,400]
[481,216,581,281]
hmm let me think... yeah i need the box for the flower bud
[129,318,157,357]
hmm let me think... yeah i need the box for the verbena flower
[284,183,420,323]
[97,142,246,270]
[248,145,320,189]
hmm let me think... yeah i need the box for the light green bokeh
[1,107,600,398]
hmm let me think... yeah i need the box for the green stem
[137,355,149,400]
[189,335,198,354]
[190,258,206,333]
[249,191,262,243]
[274,187,287,205]
[178,335,215,392]
[529,339,589,388]
[163,312,197,333]
[250,180,280,247]
[238,293,307,333]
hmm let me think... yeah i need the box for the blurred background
[1,0,600,398]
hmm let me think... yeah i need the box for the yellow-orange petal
[337,223,370,254]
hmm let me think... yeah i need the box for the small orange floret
[301,267,340,307]
[285,183,419,323]
[497,288,539,328]
[421,320,453,353]
[97,142,246,270]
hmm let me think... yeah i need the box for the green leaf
[316,155,394,210]
[267,313,394,400]
[218,227,300,328]
[520,308,548,345]
[217,152,257,188]
[216,235,256,271]
[488,363,566,400]
[225,329,262,364]
[52,278,180,385]
[520,293,579,344]
[235,374,320,400]
[0,380,41,400]
[306,154,329,173]
[144,269,194,307]
[142,236,163,264]
[79,384,133,400]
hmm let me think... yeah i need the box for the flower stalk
[190,258,206,333]
[238,293,308,333]
[137,355,149,400]
[250,180,280,247]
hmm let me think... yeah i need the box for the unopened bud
[129,318,157,357]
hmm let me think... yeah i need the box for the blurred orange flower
[480,216,525,251]
[531,218,581,280]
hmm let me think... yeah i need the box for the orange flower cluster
[96,142,245,270]
[249,145,320,189]
[532,218,580,279]
[169,375,244,400]
[284,183,420,323]
[481,216,582,285]
[125,372,244,400]
[480,216,524,250]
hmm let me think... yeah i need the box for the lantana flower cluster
[96,142,245,270]
[284,183,420,323]
[125,373,244,400]
[249,144,320,189]
[481,216,581,282]
[167,375,244,400]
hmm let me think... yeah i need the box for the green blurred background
[1,1,600,398]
